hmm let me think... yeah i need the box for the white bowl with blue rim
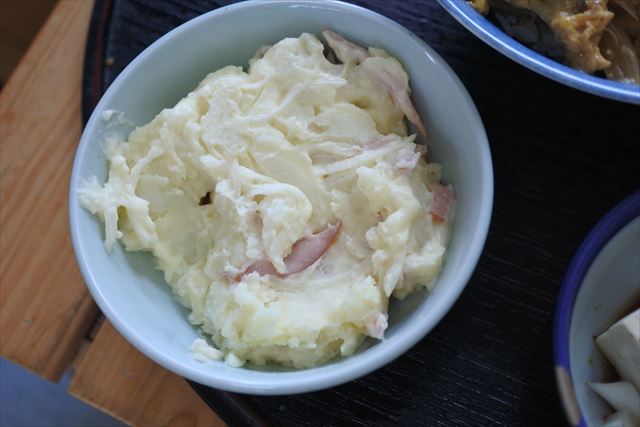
[69,0,494,394]
[437,0,640,105]
[554,191,640,426]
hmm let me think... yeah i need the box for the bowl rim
[69,0,494,394]
[436,0,640,105]
[553,190,640,426]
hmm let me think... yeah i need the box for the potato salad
[79,32,454,368]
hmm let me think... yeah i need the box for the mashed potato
[79,32,453,368]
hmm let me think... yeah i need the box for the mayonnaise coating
[79,33,452,368]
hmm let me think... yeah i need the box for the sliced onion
[600,17,640,83]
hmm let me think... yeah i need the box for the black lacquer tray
[83,1,640,425]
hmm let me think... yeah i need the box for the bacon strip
[323,30,427,139]
[241,259,279,277]
[322,30,368,65]
[395,148,420,175]
[238,222,342,280]
[366,313,388,339]
[284,222,341,274]
[430,183,454,223]
[371,68,427,138]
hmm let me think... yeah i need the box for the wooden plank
[0,0,57,84]
[0,0,98,381]
[0,2,226,424]
[69,321,226,427]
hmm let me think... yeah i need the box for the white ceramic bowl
[69,0,493,394]
[554,192,640,426]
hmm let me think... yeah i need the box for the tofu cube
[596,309,640,390]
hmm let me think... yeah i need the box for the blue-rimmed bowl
[554,191,640,426]
[437,0,640,105]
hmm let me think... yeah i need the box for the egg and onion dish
[471,0,640,84]
[79,32,454,368]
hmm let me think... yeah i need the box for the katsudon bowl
[69,0,493,394]
[437,0,640,105]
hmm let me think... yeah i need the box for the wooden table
[0,2,223,425]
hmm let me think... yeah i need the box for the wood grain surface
[0,0,98,382]
[0,0,57,84]
[86,0,640,425]
[69,321,224,427]
[1,2,222,425]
